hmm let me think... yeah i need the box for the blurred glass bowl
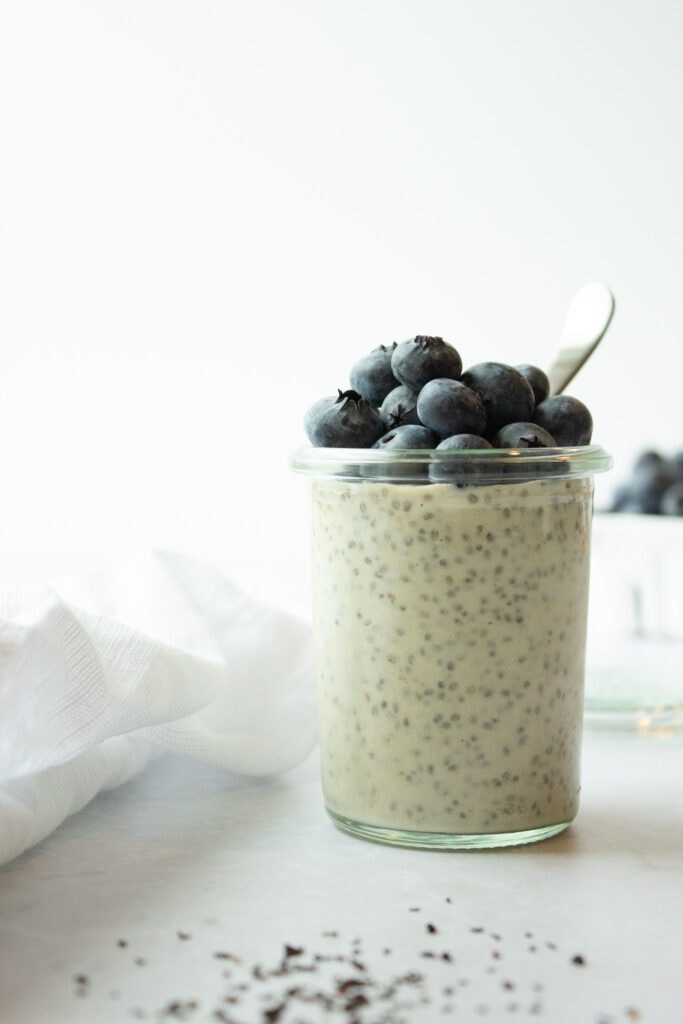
[585,512,683,728]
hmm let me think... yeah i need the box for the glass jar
[292,444,611,849]
[584,510,683,729]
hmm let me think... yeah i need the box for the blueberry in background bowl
[609,449,683,515]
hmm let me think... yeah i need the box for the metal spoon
[547,282,615,396]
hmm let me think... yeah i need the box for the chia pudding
[300,453,605,848]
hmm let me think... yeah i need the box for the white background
[1,0,682,609]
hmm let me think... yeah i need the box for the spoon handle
[547,282,615,395]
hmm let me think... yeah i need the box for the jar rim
[290,443,612,484]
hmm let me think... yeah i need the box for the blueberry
[608,482,636,512]
[364,423,438,481]
[490,423,566,482]
[633,450,669,474]
[436,434,493,450]
[533,395,593,446]
[515,364,550,406]
[372,424,439,450]
[379,384,420,428]
[416,378,486,439]
[609,453,669,513]
[668,450,683,476]
[628,459,675,513]
[661,481,683,516]
[304,389,385,447]
[460,362,535,435]
[428,434,493,484]
[349,343,399,407]
[494,422,557,449]
[609,449,682,514]
[613,490,662,515]
[391,336,462,392]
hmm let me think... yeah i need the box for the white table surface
[1,724,681,1024]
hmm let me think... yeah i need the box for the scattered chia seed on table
[68,913,642,1023]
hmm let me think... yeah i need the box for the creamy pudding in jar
[308,468,595,847]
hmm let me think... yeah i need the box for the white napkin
[0,549,317,867]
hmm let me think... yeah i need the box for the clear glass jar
[291,445,612,849]
[584,510,683,729]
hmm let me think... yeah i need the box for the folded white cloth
[0,549,316,867]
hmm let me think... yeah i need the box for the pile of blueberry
[610,450,683,515]
[304,336,593,452]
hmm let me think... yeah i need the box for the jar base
[327,809,571,850]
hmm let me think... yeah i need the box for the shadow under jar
[291,444,611,850]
